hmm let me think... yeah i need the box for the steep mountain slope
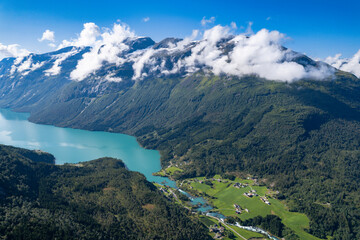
[0,47,85,110]
[0,144,209,240]
[0,27,333,113]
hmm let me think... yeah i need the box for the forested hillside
[0,144,209,240]
[22,71,360,239]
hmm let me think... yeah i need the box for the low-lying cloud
[325,50,360,78]
[58,22,100,49]
[1,21,337,82]
[10,55,44,76]
[0,43,29,60]
[181,26,333,81]
[69,23,135,81]
[45,48,80,76]
[135,25,333,82]
[61,22,334,82]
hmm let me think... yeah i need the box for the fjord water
[0,108,175,187]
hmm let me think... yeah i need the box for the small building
[244,192,252,197]
[244,192,254,197]
[234,182,248,188]
[260,196,271,205]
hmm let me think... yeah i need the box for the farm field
[181,176,321,240]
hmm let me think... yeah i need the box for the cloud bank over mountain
[69,23,135,81]
[58,23,101,49]
[325,50,360,78]
[54,21,333,82]
[0,43,29,60]
[2,21,351,83]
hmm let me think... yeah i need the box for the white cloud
[325,50,360,78]
[188,27,333,82]
[0,20,336,83]
[70,23,135,81]
[59,21,334,82]
[45,48,80,76]
[183,25,231,71]
[132,48,155,79]
[128,29,199,79]
[201,16,215,26]
[143,17,150,22]
[127,24,333,82]
[0,43,29,60]
[266,17,271,21]
[58,22,100,49]
[12,55,44,76]
[39,30,55,42]
[104,72,122,82]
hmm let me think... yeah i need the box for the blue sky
[0,0,359,58]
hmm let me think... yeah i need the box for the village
[173,175,274,219]
[151,161,325,240]
[152,172,318,239]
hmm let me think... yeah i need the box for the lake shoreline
[0,108,176,187]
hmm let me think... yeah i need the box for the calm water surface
[0,108,175,187]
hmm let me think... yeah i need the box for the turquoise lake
[0,108,175,187]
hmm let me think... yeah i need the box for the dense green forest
[133,73,360,240]
[0,144,209,240]
[26,70,360,239]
